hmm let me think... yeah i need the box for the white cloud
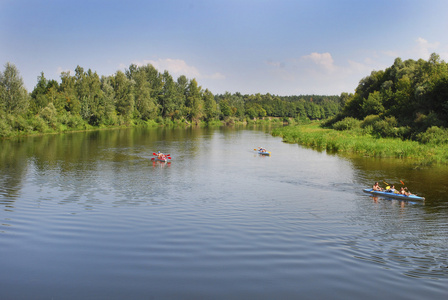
[56,66,73,75]
[382,50,399,58]
[208,72,226,79]
[415,37,439,60]
[381,37,444,62]
[265,60,285,69]
[301,52,336,73]
[131,58,225,80]
[347,60,372,75]
[140,58,201,78]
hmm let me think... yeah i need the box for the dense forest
[0,62,342,138]
[1,53,447,142]
[325,53,448,144]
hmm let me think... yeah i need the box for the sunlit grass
[272,123,448,165]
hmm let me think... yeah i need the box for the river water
[0,126,447,299]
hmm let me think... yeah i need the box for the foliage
[332,117,361,131]
[0,62,345,138]
[333,53,448,140]
[272,123,448,165]
[416,126,448,145]
[0,62,30,115]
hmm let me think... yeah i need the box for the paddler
[400,187,411,196]
[372,182,383,191]
[386,185,397,193]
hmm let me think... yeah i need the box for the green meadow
[272,123,448,165]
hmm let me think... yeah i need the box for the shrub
[416,126,448,144]
[295,116,311,125]
[9,115,32,132]
[66,114,85,129]
[396,126,411,139]
[29,116,49,132]
[372,116,397,137]
[361,115,381,128]
[40,103,57,124]
[0,117,12,137]
[332,117,361,131]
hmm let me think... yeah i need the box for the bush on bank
[272,122,448,165]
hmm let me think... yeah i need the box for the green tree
[74,65,88,119]
[74,67,104,125]
[361,91,385,116]
[60,71,79,114]
[176,75,188,117]
[130,66,158,120]
[100,75,117,125]
[160,71,181,118]
[0,62,30,114]
[30,72,49,114]
[294,100,307,118]
[244,99,267,118]
[203,88,217,121]
[112,71,134,121]
[185,78,203,122]
[219,99,232,117]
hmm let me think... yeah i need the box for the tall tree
[30,72,49,114]
[85,69,104,125]
[160,71,182,118]
[73,66,104,124]
[60,71,79,114]
[0,62,29,114]
[176,75,188,117]
[203,88,217,121]
[185,78,203,122]
[112,71,134,121]
[100,75,117,125]
[128,65,158,120]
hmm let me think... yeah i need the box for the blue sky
[1,0,448,96]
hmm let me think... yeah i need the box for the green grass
[271,123,448,165]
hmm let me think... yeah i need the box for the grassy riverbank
[0,116,284,140]
[271,123,448,165]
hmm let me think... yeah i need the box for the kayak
[154,157,169,162]
[152,152,171,162]
[363,188,425,201]
[258,151,271,155]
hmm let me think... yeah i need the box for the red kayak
[152,152,171,162]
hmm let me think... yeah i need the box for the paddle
[254,148,270,152]
[152,156,171,160]
[400,180,412,194]
[153,152,171,156]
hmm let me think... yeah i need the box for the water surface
[0,126,447,299]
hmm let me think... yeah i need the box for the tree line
[0,62,343,137]
[326,53,448,144]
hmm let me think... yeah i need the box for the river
[0,126,447,299]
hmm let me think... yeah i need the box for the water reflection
[348,155,448,207]
[0,126,447,299]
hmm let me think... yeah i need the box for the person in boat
[258,147,266,153]
[157,151,165,160]
[372,182,383,191]
[400,187,411,196]
[386,185,396,193]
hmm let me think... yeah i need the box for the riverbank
[271,123,448,165]
[0,116,285,140]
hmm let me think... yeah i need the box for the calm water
[0,126,447,300]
